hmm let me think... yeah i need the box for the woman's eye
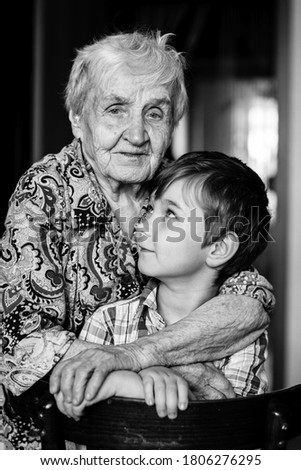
[106,105,126,116]
[146,108,163,120]
[108,107,121,115]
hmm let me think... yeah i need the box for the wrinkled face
[74,69,174,185]
[135,179,211,281]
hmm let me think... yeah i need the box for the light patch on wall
[247,97,278,223]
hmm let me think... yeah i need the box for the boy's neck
[156,276,218,325]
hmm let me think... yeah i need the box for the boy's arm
[55,370,145,420]
[139,366,189,418]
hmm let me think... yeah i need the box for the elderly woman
[1,31,274,449]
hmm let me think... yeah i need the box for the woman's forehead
[99,71,172,99]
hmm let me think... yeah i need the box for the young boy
[55,151,273,421]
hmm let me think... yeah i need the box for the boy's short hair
[154,151,271,286]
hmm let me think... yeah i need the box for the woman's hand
[49,341,140,406]
[139,366,190,419]
[53,370,144,420]
[172,362,236,399]
[54,390,87,421]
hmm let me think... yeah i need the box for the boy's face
[136,179,211,282]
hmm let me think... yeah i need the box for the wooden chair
[7,380,301,450]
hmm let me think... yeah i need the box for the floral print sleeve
[1,189,76,395]
[219,268,275,315]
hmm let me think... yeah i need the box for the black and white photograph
[1,0,300,458]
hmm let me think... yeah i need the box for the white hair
[65,30,188,125]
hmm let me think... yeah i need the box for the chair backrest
[29,382,301,450]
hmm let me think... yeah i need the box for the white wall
[284,0,301,386]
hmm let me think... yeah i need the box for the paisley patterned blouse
[0,139,275,449]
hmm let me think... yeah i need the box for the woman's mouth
[138,244,154,253]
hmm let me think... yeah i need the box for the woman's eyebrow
[148,97,171,107]
[104,94,129,104]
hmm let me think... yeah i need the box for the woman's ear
[206,232,239,268]
[69,111,83,140]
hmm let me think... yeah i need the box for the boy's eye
[165,209,176,219]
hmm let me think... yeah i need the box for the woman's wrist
[115,337,165,371]
[63,338,100,360]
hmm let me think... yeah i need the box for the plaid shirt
[79,278,268,396]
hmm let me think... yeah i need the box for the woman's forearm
[124,295,270,369]
[63,337,101,359]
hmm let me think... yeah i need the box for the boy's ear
[206,232,239,268]
[69,111,83,140]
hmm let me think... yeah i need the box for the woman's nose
[123,115,149,146]
[134,216,149,244]
[135,208,155,238]
[135,214,149,233]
